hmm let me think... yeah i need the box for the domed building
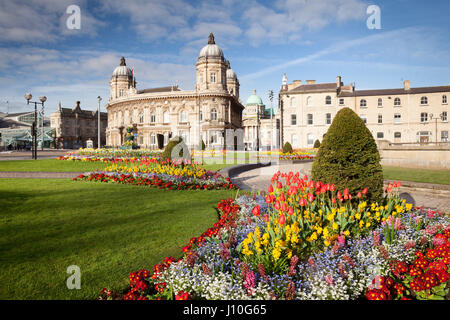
[105,33,244,149]
[242,90,279,151]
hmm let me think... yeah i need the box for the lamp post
[24,93,46,160]
[268,90,274,151]
[97,96,102,149]
[40,103,44,150]
[429,112,445,144]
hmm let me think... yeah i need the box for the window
[119,89,124,97]
[394,113,402,124]
[180,110,187,123]
[199,74,203,84]
[378,114,383,124]
[150,134,156,145]
[307,133,314,146]
[210,131,219,144]
[325,96,331,105]
[394,97,401,106]
[164,133,169,145]
[377,132,384,139]
[420,96,428,105]
[339,98,344,105]
[210,73,216,83]
[394,132,401,139]
[139,134,143,145]
[378,98,383,107]
[163,111,169,124]
[139,114,144,124]
[200,111,203,121]
[326,113,332,124]
[307,114,313,125]
[291,97,296,107]
[210,108,217,121]
[417,131,432,143]
[291,134,298,147]
[442,111,448,122]
[307,96,313,106]
[360,99,367,107]
[420,112,428,123]
[443,95,448,104]
[180,130,189,144]
[291,114,297,125]
[150,112,156,123]
[360,115,367,124]
[442,131,449,142]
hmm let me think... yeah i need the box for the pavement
[0,150,69,161]
[0,171,83,179]
[228,162,450,214]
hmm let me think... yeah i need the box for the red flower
[287,206,294,215]
[252,205,261,216]
[278,214,286,225]
[362,187,367,195]
[299,197,307,206]
[175,290,190,300]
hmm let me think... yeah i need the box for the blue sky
[0,0,449,115]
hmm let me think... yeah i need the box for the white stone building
[105,33,244,150]
[279,75,450,148]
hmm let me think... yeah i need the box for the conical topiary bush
[311,107,384,203]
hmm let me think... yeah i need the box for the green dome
[245,90,265,106]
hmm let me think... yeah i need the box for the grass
[0,159,108,172]
[0,178,236,299]
[383,166,450,185]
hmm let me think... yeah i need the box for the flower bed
[100,172,449,300]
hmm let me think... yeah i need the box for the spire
[282,73,287,86]
[253,89,257,95]
[58,101,62,112]
[120,56,126,66]
[208,32,215,45]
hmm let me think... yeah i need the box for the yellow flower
[332,222,338,230]
[344,230,350,236]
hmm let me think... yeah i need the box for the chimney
[404,80,410,90]
[337,76,342,88]
[306,80,316,84]
[76,101,80,108]
[292,80,302,87]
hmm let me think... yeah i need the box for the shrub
[282,141,293,154]
[161,136,190,162]
[313,139,321,148]
[311,107,384,202]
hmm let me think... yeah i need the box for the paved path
[232,162,450,213]
[0,150,69,161]
[0,171,83,179]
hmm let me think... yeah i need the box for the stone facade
[50,101,107,149]
[105,33,244,150]
[279,76,450,148]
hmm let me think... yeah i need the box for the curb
[219,163,271,179]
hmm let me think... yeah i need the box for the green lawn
[383,166,450,185]
[0,179,236,299]
[0,159,108,172]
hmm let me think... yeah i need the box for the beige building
[105,33,244,149]
[279,75,449,148]
[50,101,107,149]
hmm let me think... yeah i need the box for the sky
[0,0,449,115]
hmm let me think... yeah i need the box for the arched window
[163,111,169,124]
[377,98,382,107]
[150,133,156,145]
[394,97,401,106]
[139,113,144,124]
[421,96,428,105]
[210,108,217,121]
[307,96,312,106]
[150,112,156,123]
[360,99,367,107]
[325,96,331,105]
[180,110,187,123]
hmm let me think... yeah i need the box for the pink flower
[324,274,334,286]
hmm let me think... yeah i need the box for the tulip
[357,192,362,198]
[278,214,286,225]
[287,206,294,215]
[330,184,335,192]
[337,191,342,199]
[276,181,283,189]
[343,188,349,196]
[362,187,367,195]
[252,205,261,216]
[275,200,281,210]
[307,193,315,202]
[268,184,274,193]
[331,197,336,204]
[281,202,287,212]
[264,214,269,223]
[299,197,307,206]
[265,194,273,203]
[280,193,286,201]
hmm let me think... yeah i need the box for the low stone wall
[377,141,450,169]
[219,163,271,179]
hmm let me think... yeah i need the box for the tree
[311,107,384,202]
[313,139,321,148]
[282,141,293,154]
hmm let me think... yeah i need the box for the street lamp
[24,93,46,160]
[97,96,102,149]
[429,112,445,144]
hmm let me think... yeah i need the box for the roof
[339,85,450,97]
[0,118,31,129]
[137,86,181,94]
[288,82,337,93]
[4,111,33,118]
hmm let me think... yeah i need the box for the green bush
[282,141,293,154]
[313,139,321,148]
[311,107,384,203]
[161,136,190,162]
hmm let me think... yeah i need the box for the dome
[226,68,236,79]
[112,57,132,77]
[198,33,224,59]
[246,90,264,106]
